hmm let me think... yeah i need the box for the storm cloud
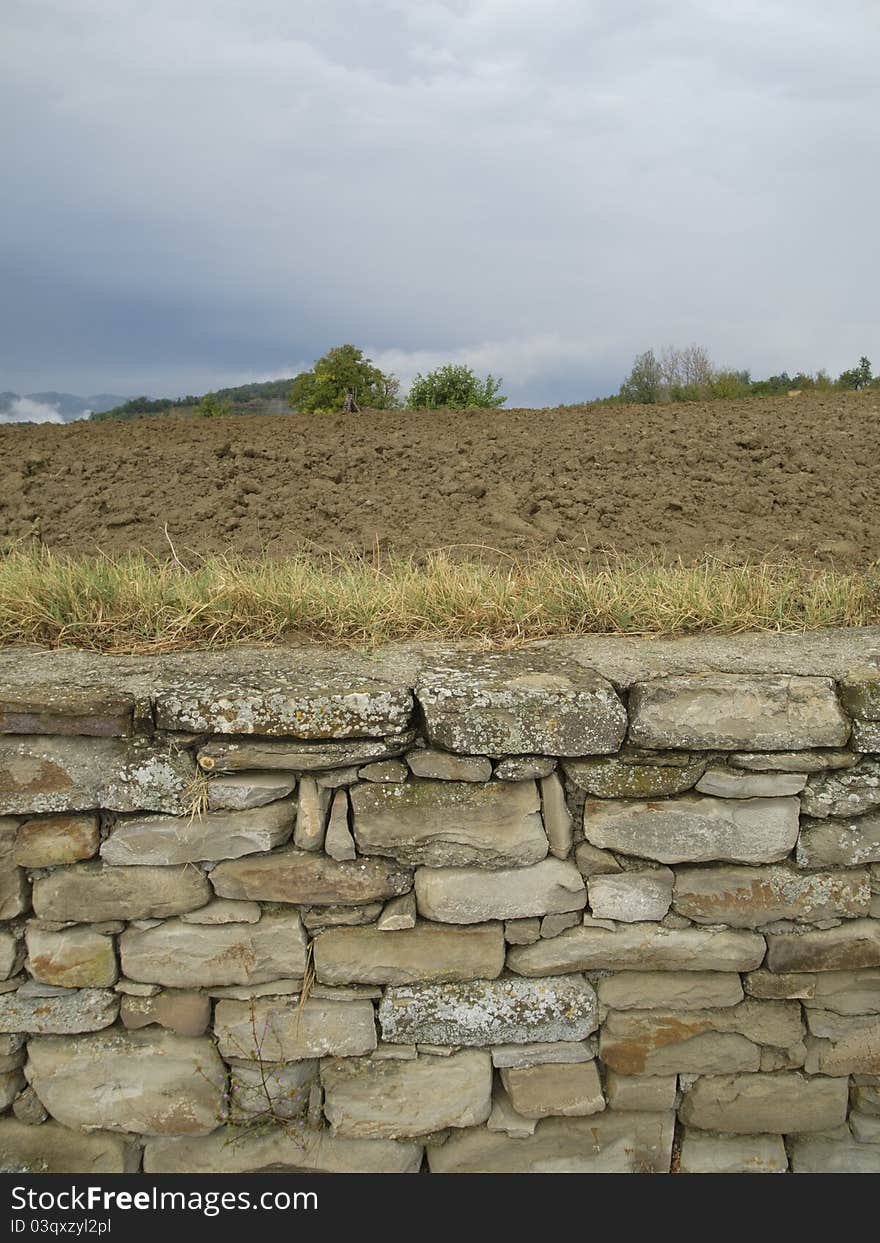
[2,1,878,404]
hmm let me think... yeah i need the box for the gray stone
[852,720,880,751]
[314,921,504,985]
[583,794,800,864]
[679,1072,848,1134]
[377,892,416,930]
[564,755,707,799]
[415,858,585,925]
[322,1050,492,1139]
[26,1028,225,1135]
[507,924,765,975]
[0,1069,24,1110]
[120,910,307,986]
[679,1132,788,1173]
[600,1001,804,1076]
[494,756,556,781]
[197,735,413,773]
[0,735,196,814]
[315,767,361,789]
[293,777,329,851]
[628,675,849,751]
[851,1111,880,1143]
[766,919,880,971]
[839,675,880,720]
[415,652,627,756]
[229,1060,317,1121]
[696,768,806,797]
[12,1085,48,1125]
[505,918,541,945]
[101,799,295,865]
[144,1127,422,1173]
[490,1041,596,1068]
[301,903,384,931]
[14,814,99,867]
[406,749,492,782]
[804,1010,880,1074]
[574,841,622,879]
[803,970,880,1014]
[673,865,871,927]
[210,847,412,906]
[427,1111,674,1173]
[120,990,212,1038]
[0,988,118,1034]
[0,1119,140,1173]
[0,684,135,737]
[589,869,673,923]
[500,1061,604,1119]
[33,862,211,922]
[379,974,598,1046]
[206,772,297,810]
[801,759,880,819]
[797,812,880,866]
[351,778,547,869]
[731,749,858,772]
[539,773,573,859]
[325,790,356,861]
[180,898,261,924]
[790,1133,880,1173]
[487,1085,537,1136]
[154,671,412,738]
[744,971,816,1000]
[540,912,581,938]
[26,926,117,988]
[0,819,28,919]
[358,760,409,782]
[597,971,744,1010]
[215,997,376,1061]
[605,1071,677,1112]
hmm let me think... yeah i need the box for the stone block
[0,1119,140,1173]
[33,862,211,922]
[414,858,585,924]
[605,1070,677,1112]
[801,759,880,819]
[351,778,547,869]
[0,987,118,1034]
[379,974,597,1046]
[583,794,799,864]
[696,769,805,797]
[508,924,765,975]
[314,921,504,985]
[102,800,295,866]
[144,1127,422,1173]
[597,971,744,1010]
[215,997,376,1062]
[405,750,492,781]
[14,814,99,867]
[797,813,880,867]
[0,818,28,919]
[679,1071,848,1134]
[500,1061,604,1119]
[26,926,117,988]
[26,1028,226,1135]
[628,675,849,751]
[206,772,297,810]
[322,1050,492,1139]
[589,869,673,923]
[210,847,412,906]
[673,864,870,926]
[679,1131,788,1173]
[564,754,706,799]
[120,989,211,1037]
[766,919,880,971]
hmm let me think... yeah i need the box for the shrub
[289,345,400,413]
[406,364,507,409]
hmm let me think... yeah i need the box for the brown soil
[1,392,878,565]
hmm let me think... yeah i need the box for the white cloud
[0,398,65,424]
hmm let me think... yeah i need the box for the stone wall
[1,635,880,1174]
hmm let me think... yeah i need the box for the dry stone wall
[1,639,880,1174]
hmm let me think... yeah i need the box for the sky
[2,0,879,410]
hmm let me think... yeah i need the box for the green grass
[0,545,878,652]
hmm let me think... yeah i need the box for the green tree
[194,392,233,418]
[288,345,400,413]
[406,363,507,409]
[837,356,872,390]
[618,349,664,403]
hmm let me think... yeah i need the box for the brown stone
[210,847,412,906]
[673,865,870,926]
[679,1072,849,1134]
[120,990,212,1037]
[26,925,117,988]
[500,1061,604,1119]
[215,996,376,1061]
[33,862,211,922]
[314,921,505,985]
[0,818,28,920]
[766,919,880,971]
[14,814,100,867]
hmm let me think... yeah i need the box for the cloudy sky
[2,0,878,407]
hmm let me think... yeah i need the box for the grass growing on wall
[0,545,878,652]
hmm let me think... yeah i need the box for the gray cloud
[1,0,878,404]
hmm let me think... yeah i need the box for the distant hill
[0,391,128,423]
[91,378,296,421]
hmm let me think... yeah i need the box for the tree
[194,392,233,418]
[288,345,400,413]
[406,363,507,409]
[618,349,664,403]
[837,356,872,390]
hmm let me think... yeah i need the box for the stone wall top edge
[1,628,880,699]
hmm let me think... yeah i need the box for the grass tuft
[0,545,878,652]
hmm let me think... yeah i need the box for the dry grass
[0,545,878,652]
